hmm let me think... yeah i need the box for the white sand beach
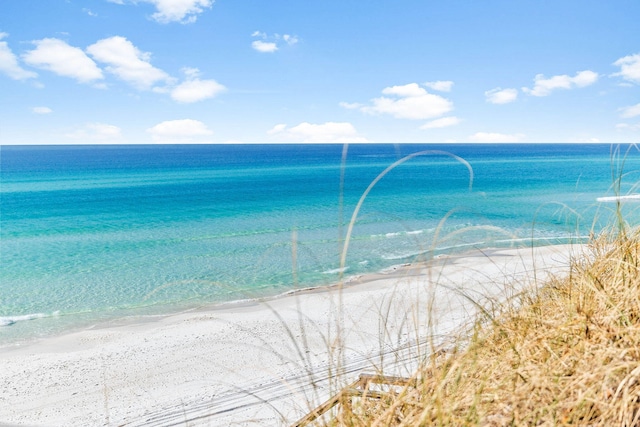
[0,244,583,426]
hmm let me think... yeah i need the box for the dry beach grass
[323,230,640,426]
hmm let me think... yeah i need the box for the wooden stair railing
[291,374,415,427]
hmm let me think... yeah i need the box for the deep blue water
[1,143,639,344]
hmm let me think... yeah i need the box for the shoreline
[0,236,588,349]
[0,243,585,426]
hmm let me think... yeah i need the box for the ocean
[1,143,639,345]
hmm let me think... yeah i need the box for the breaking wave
[0,311,59,327]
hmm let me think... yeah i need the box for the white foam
[381,250,424,260]
[0,311,58,327]
[322,267,349,275]
[406,230,424,235]
[597,194,640,202]
[372,229,429,239]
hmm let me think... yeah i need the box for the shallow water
[1,143,639,344]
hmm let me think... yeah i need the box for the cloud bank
[6,35,226,104]
[469,132,524,143]
[65,123,122,141]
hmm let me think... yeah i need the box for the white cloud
[65,123,122,140]
[620,103,640,119]
[282,34,299,45]
[112,0,213,23]
[420,116,460,130]
[522,70,598,96]
[267,122,367,143]
[149,0,213,23]
[267,124,287,135]
[359,83,453,120]
[339,101,363,110]
[572,71,599,86]
[171,80,225,102]
[251,32,298,53]
[22,38,103,84]
[32,106,52,114]
[424,80,454,92]
[87,36,171,90]
[613,53,640,84]
[382,83,425,98]
[180,66,199,79]
[252,40,278,53]
[485,87,518,104]
[0,33,38,80]
[147,119,213,142]
[469,132,524,143]
[616,123,640,131]
[170,67,226,103]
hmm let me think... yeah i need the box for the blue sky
[1,0,639,144]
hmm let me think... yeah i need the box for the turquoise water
[1,144,639,344]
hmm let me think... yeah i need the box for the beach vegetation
[317,229,640,426]
[292,145,640,426]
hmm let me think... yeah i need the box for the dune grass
[321,225,640,426]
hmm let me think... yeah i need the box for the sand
[0,244,583,426]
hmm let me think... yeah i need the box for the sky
[0,0,639,144]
